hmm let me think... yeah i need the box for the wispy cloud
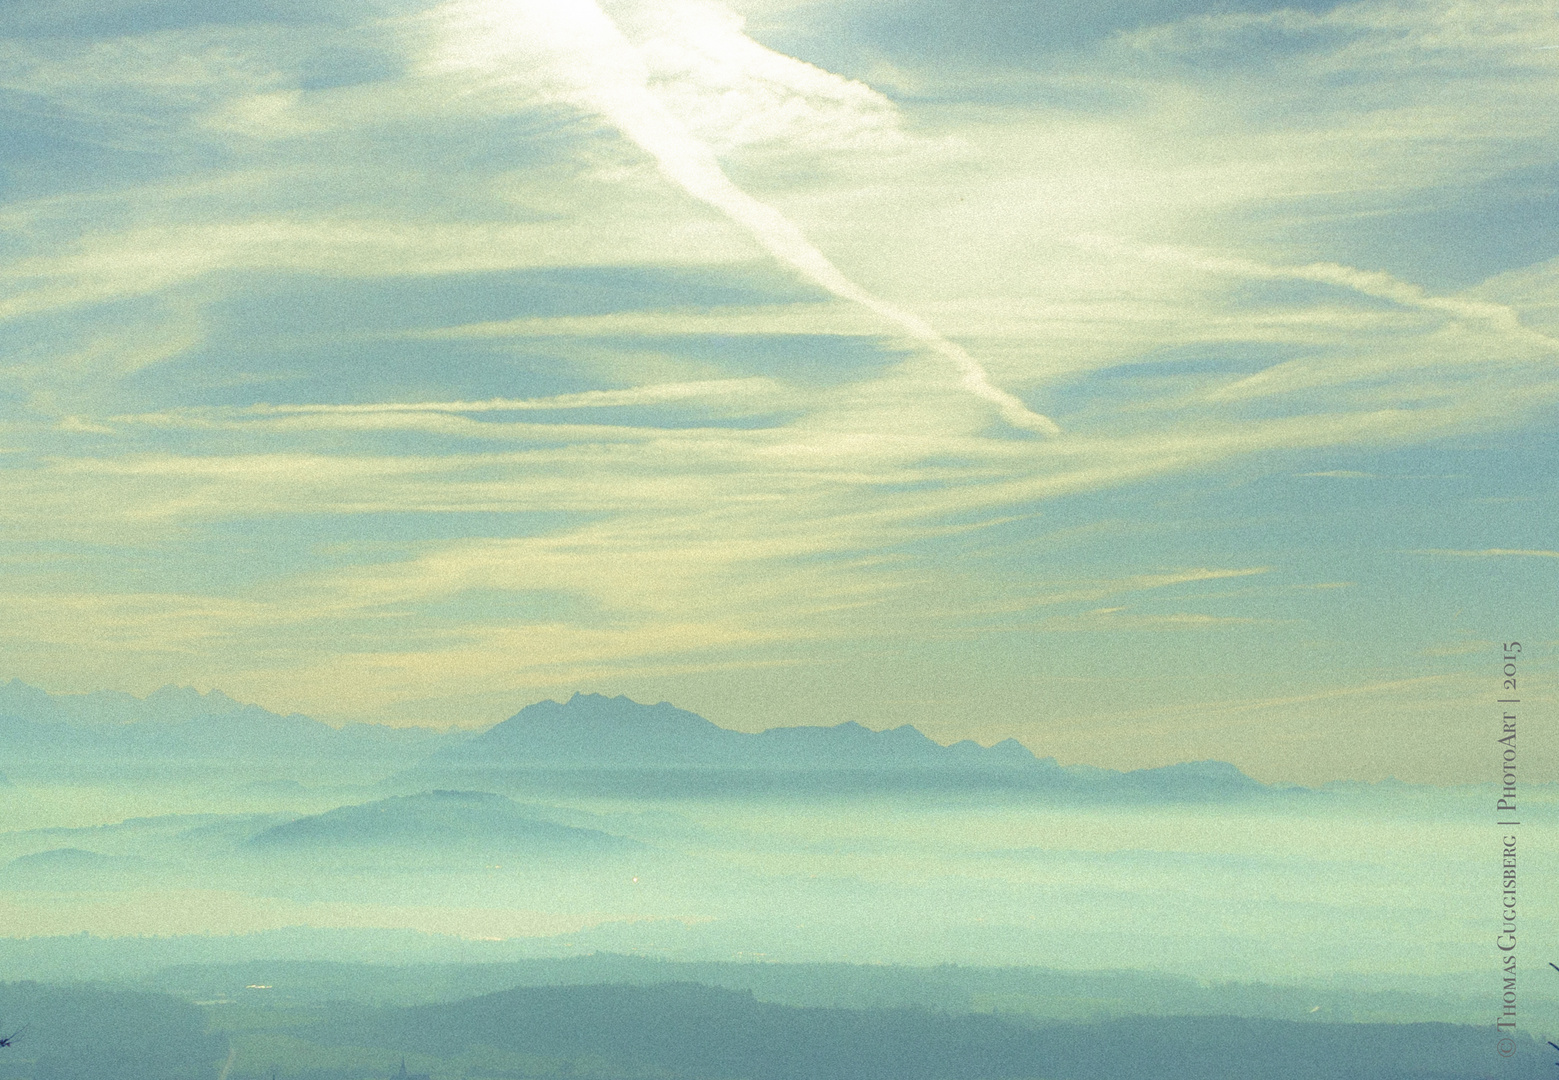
[112,379,788,422]
[1038,609,1275,631]
[403,302,880,339]
[960,567,1271,617]
[0,0,1554,774]
[425,0,1058,433]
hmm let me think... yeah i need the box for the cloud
[1123,242,1555,344]
[0,0,1555,769]
[1054,236,1559,407]
[0,215,756,323]
[1038,609,1274,631]
[424,0,1058,434]
[619,0,914,155]
[113,378,789,423]
[963,566,1271,616]
[404,301,880,338]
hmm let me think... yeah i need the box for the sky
[0,0,1556,784]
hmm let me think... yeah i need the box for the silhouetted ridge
[467,694,741,766]
[408,693,1269,801]
[1,678,1272,800]
[0,677,464,783]
[247,790,635,852]
[318,981,1547,1080]
[0,982,227,1080]
[435,693,1044,771]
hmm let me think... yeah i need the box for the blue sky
[1,0,1556,782]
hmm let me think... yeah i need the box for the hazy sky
[1,0,1555,783]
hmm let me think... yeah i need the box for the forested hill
[0,982,228,1080]
[317,980,1547,1080]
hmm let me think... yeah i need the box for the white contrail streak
[1081,235,1558,350]
[442,0,1059,434]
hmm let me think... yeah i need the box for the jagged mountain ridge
[0,678,462,765]
[444,693,1041,770]
[0,679,1269,798]
[411,693,1269,800]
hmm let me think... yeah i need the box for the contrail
[444,0,1059,435]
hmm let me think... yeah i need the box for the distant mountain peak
[144,683,245,713]
[407,694,1269,802]
[247,789,635,852]
[426,695,1050,776]
[0,677,270,727]
[413,789,509,804]
[0,677,468,782]
[0,677,62,719]
[566,691,674,708]
[486,694,725,742]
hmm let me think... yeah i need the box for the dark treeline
[0,937,1500,1025]
[142,953,1482,1025]
[318,981,1546,1080]
[0,981,228,1080]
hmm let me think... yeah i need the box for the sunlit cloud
[424,0,1058,432]
[0,0,1554,775]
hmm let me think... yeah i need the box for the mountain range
[429,693,1041,770]
[0,679,1272,800]
[0,678,462,781]
[403,693,1272,801]
[317,981,1548,1080]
